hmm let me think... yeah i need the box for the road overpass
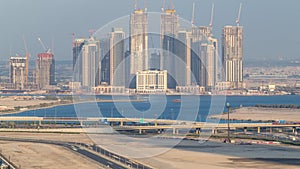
[0,116,299,135]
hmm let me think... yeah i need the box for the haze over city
[1,1,300,169]
[0,0,299,62]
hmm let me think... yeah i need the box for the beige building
[176,85,205,94]
[136,70,167,93]
[130,9,148,75]
[36,52,55,90]
[222,26,243,89]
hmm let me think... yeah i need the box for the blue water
[2,95,300,122]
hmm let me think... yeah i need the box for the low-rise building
[136,69,167,93]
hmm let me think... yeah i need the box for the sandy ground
[210,107,300,122]
[0,141,102,169]
[0,97,58,111]
[1,132,300,169]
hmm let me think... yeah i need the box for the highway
[65,145,126,169]
[0,137,151,169]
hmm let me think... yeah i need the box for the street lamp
[226,102,231,143]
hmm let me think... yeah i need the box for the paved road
[65,145,126,169]
[0,137,129,169]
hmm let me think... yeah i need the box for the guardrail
[0,153,19,169]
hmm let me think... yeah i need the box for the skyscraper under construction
[161,8,179,88]
[35,52,55,89]
[129,8,148,75]
[222,26,243,89]
[9,56,26,89]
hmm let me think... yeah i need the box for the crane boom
[209,3,215,29]
[191,2,195,26]
[38,37,47,52]
[236,3,242,26]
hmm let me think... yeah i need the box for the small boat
[172,99,181,103]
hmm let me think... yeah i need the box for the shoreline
[0,98,146,116]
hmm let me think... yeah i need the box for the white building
[136,70,167,93]
[81,37,100,90]
[9,56,26,89]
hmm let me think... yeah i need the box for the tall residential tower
[36,52,55,89]
[222,26,243,89]
[129,8,148,75]
[109,28,125,86]
[161,8,179,88]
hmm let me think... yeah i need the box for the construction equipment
[38,37,51,53]
[22,35,29,87]
[236,3,242,26]
[209,2,215,30]
[191,2,195,26]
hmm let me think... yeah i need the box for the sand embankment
[210,107,300,122]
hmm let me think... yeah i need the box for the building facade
[161,9,179,89]
[81,37,100,89]
[136,69,167,93]
[130,9,148,75]
[109,28,125,86]
[72,38,85,82]
[190,26,218,91]
[9,56,26,89]
[36,53,55,89]
[222,26,243,89]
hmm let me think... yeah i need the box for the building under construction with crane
[222,3,244,89]
[35,38,55,90]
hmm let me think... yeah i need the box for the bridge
[0,116,299,135]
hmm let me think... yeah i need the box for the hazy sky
[0,0,299,62]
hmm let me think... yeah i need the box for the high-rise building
[175,30,192,86]
[109,28,125,86]
[72,38,85,82]
[161,8,179,88]
[191,26,218,90]
[9,56,26,89]
[149,51,160,70]
[130,9,148,75]
[200,37,218,90]
[81,37,100,89]
[222,26,243,89]
[36,52,55,89]
[100,38,110,84]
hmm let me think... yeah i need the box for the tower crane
[22,35,29,87]
[236,3,242,26]
[209,2,215,31]
[38,37,51,53]
[191,2,195,26]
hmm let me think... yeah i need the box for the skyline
[0,0,299,62]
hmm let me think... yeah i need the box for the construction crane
[191,2,195,26]
[38,37,51,53]
[22,35,29,87]
[161,0,166,12]
[209,2,215,30]
[236,3,242,26]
